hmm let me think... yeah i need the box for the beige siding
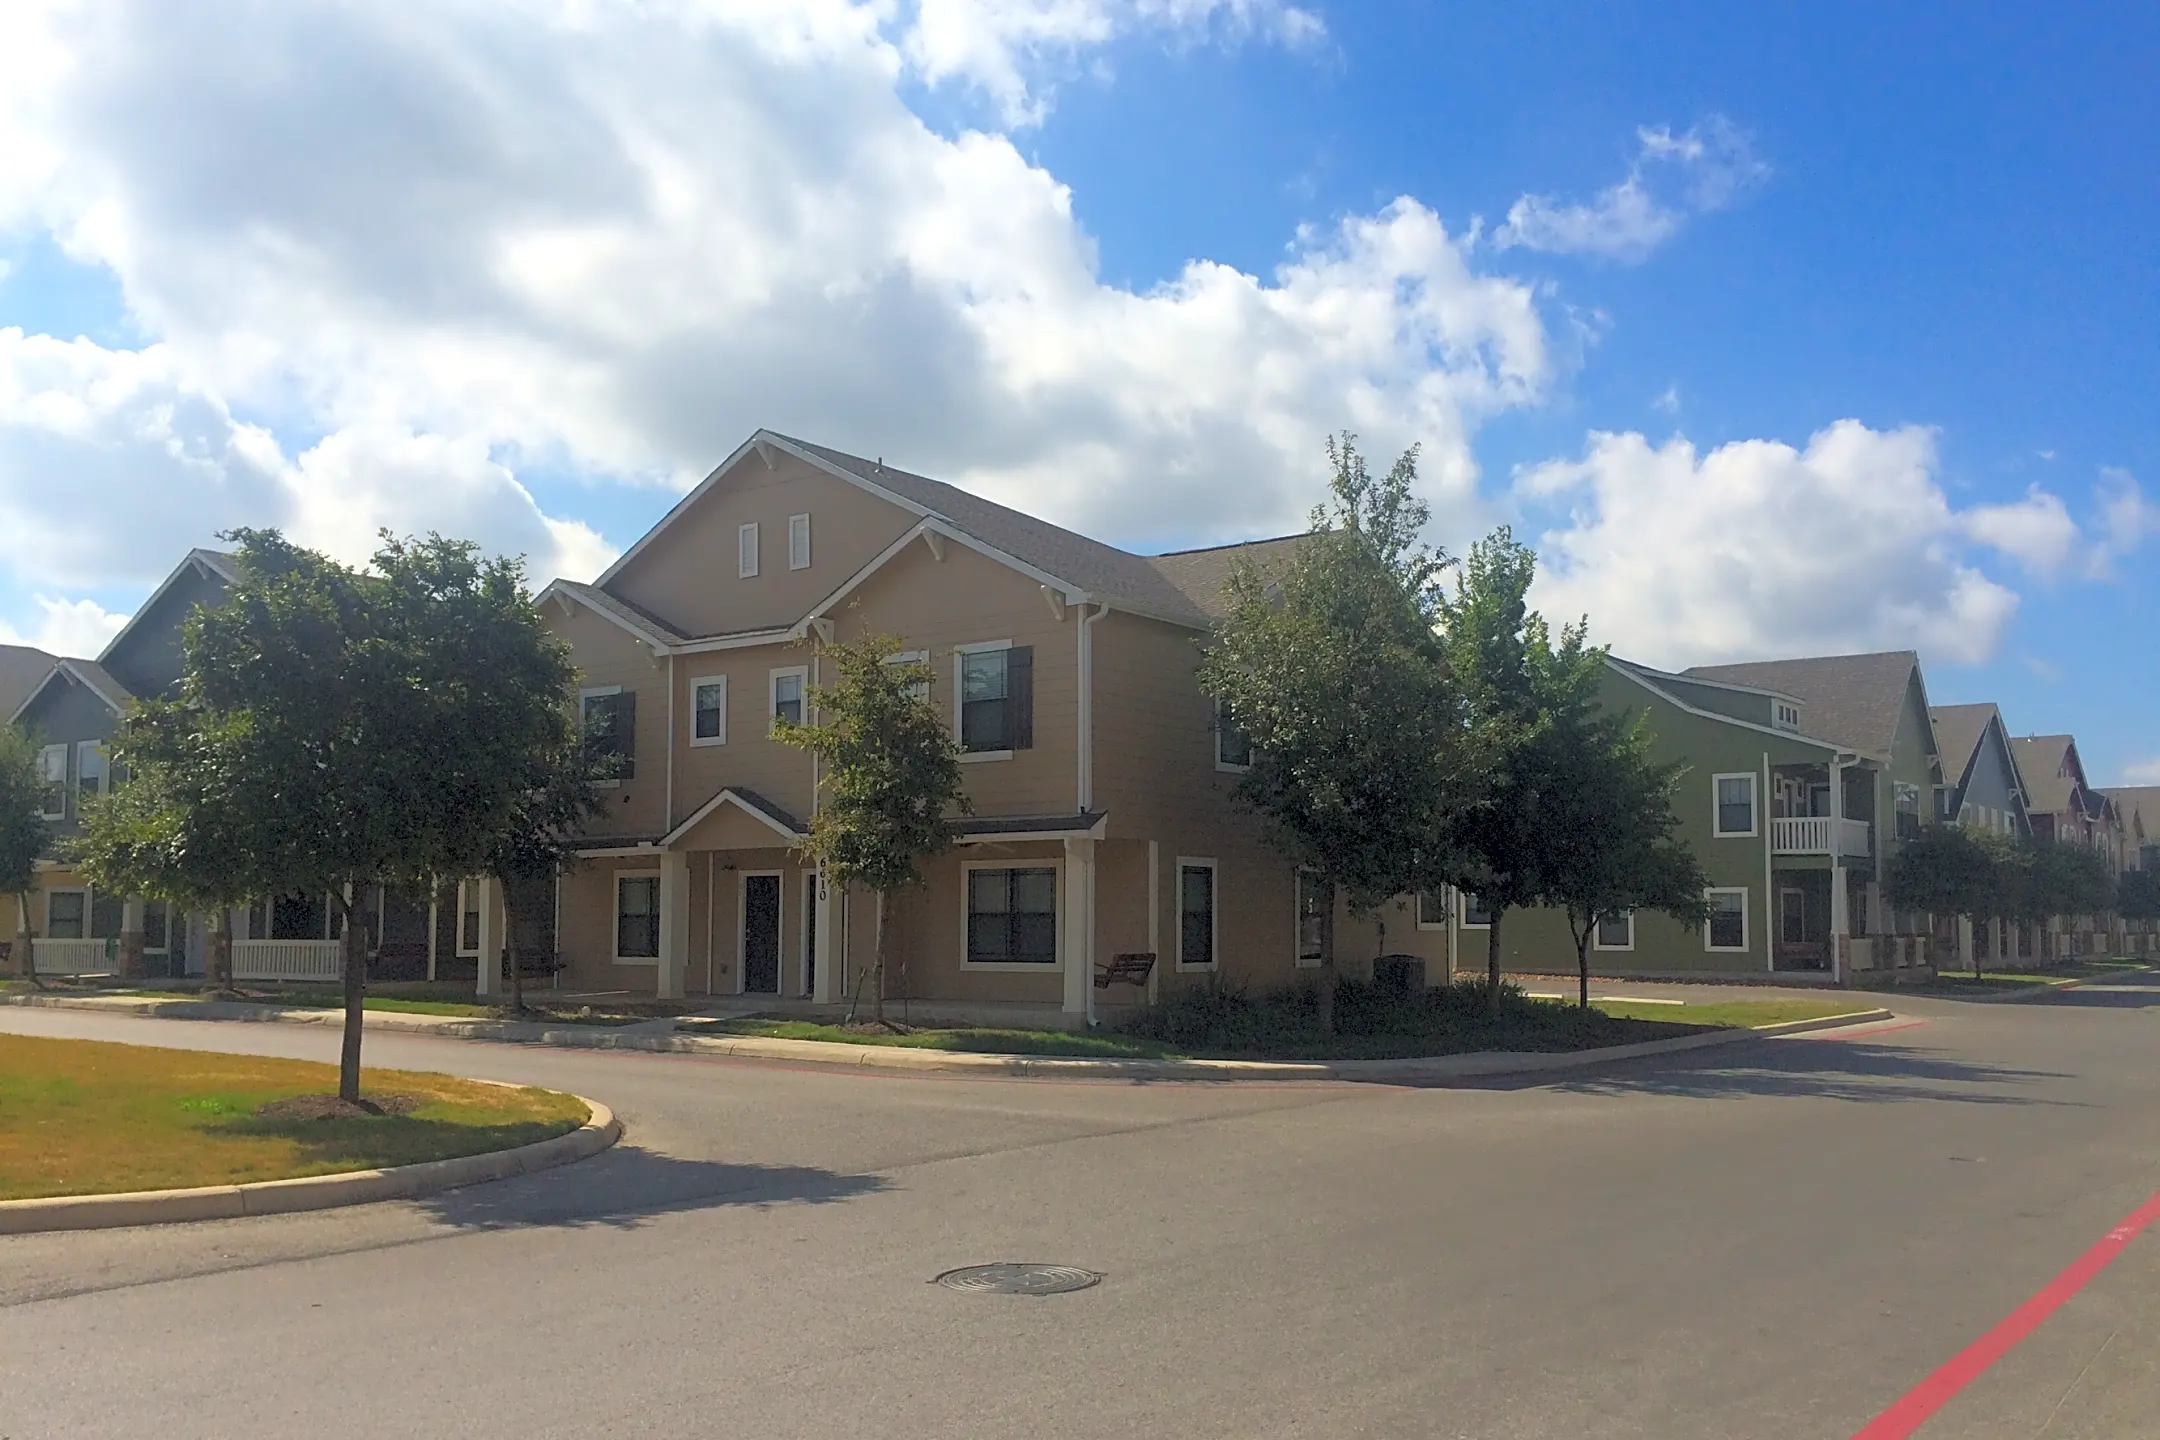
[552,605,671,842]
[608,453,915,638]
[671,642,821,829]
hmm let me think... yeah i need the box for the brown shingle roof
[2009,735,2080,816]
[1929,702,2001,792]
[2101,786,2160,842]
[1684,651,1921,757]
[1145,535,1314,619]
[0,644,56,723]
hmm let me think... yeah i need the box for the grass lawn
[679,1018,1179,1058]
[1909,960,2147,994]
[1592,998,1877,1027]
[5,981,659,1025]
[0,1033,589,1202]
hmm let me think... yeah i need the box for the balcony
[1771,815,1873,858]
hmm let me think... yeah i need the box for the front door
[803,872,818,995]
[743,874,781,995]
[1779,888,1807,944]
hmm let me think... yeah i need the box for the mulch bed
[254,1093,425,1122]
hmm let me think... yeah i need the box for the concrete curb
[0,1096,619,1236]
[0,992,1895,1082]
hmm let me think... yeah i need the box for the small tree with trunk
[1434,527,1600,1011]
[482,682,605,1015]
[775,635,967,1026]
[2022,838,2117,962]
[1198,435,1472,1029]
[0,723,50,980]
[1885,823,2005,976]
[1535,709,1712,1007]
[2117,866,2160,954]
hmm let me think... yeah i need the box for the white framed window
[1214,699,1252,771]
[1774,702,1801,730]
[884,649,930,702]
[788,513,811,571]
[1459,891,1493,929]
[1177,858,1217,970]
[690,675,727,746]
[954,640,1024,759]
[456,879,482,957]
[36,744,67,819]
[1595,911,1635,951]
[1705,888,1749,952]
[962,862,1060,969]
[45,887,88,940]
[1416,887,1450,931]
[1712,773,1758,837]
[580,685,633,784]
[769,666,807,732]
[1295,869,1330,968]
[74,741,105,805]
[142,898,170,955]
[738,522,760,578]
[615,872,661,962]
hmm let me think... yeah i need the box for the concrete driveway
[3,978,2158,1439]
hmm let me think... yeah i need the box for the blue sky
[0,1,2152,781]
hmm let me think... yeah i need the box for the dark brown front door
[743,874,781,995]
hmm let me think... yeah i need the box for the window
[770,667,807,731]
[1416,888,1449,930]
[616,874,661,960]
[456,879,482,956]
[738,522,760,578]
[884,650,930,702]
[46,889,87,940]
[1595,911,1634,951]
[1459,892,1493,928]
[965,866,1059,966]
[1713,773,1757,837]
[75,741,105,805]
[1705,888,1749,952]
[1774,702,1801,731]
[1178,860,1217,969]
[142,899,170,954]
[956,642,1032,755]
[580,686,635,782]
[788,513,811,570]
[1296,870,1331,968]
[1215,699,1252,770]
[37,744,66,819]
[691,676,727,746]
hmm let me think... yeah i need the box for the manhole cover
[934,1263,1102,1296]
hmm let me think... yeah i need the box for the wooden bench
[1094,952,1155,989]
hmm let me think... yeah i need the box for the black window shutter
[613,690,637,780]
[1007,646,1033,750]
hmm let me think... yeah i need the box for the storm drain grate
[934,1263,1102,1296]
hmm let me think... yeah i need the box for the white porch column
[474,877,501,998]
[1062,837,1096,1017]
[811,872,837,1004]
[658,851,691,1001]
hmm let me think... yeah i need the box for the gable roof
[0,644,57,723]
[1685,651,1923,758]
[96,548,239,668]
[1145,535,1314,619]
[1602,655,1839,751]
[8,657,132,726]
[1929,703,2003,793]
[540,579,690,649]
[2101,787,2160,844]
[2008,735,2083,816]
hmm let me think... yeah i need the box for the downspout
[664,650,676,832]
[1761,751,1773,973]
[1077,600,1108,1027]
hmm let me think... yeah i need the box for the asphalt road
[5,978,2160,1440]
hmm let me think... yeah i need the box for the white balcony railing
[1770,816,1874,858]
[31,937,116,975]
[232,939,343,982]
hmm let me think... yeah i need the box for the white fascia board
[537,581,677,653]
[1601,657,1871,759]
[659,788,805,848]
[97,551,230,667]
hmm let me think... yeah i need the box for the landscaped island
[0,1033,589,1202]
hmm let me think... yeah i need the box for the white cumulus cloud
[1963,486,2080,577]
[0,593,128,658]
[1519,421,2023,669]
[1495,116,1768,262]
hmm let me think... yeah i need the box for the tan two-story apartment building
[513,430,1454,1020]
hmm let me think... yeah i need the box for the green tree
[75,753,254,991]
[775,634,968,1026]
[0,724,51,980]
[1434,527,1601,1010]
[1885,823,2007,976]
[1535,710,1712,1007]
[80,530,578,1102]
[2022,838,2117,962]
[1198,434,1471,1028]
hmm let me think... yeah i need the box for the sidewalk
[0,990,1895,1083]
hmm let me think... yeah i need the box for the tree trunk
[1315,960,1336,1034]
[1576,919,1593,1009]
[12,894,31,981]
[1969,914,1981,979]
[504,883,525,1014]
[872,889,886,1028]
[336,893,365,1105]
[1486,910,1505,1012]
[206,908,232,993]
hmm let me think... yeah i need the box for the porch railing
[1770,816,1873,858]
[31,937,116,975]
[232,939,343,982]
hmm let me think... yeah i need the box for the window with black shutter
[960,645,1032,752]
[582,688,635,780]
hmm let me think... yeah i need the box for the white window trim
[738,521,760,578]
[613,869,663,965]
[1594,910,1636,952]
[1415,887,1450,932]
[1176,857,1219,971]
[37,744,66,820]
[1712,772,1759,838]
[954,639,1015,763]
[74,740,105,805]
[1704,887,1751,953]
[580,684,625,788]
[689,674,728,747]
[1458,891,1493,929]
[738,869,785,996]
[884,650,930,702]
[1214,699,1251,774]
[45,885,90,939]
[453,878,482,957]
[768,666,809,735]
[959,858,1063,972]
[787,513,811,571]
[1294,868,1328,969]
